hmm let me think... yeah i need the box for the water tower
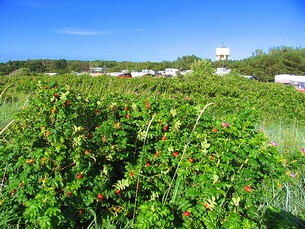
[216,45,230,61]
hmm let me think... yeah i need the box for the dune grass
[258,116,305,225]
[0,92,30,130]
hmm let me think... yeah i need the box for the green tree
[255,49,265,56]
[27,60,46,73]
[68,60,89,72]
[50,59,69,74]
[174,55,202,70]
[190,59,214,78]
[223,46,305,81]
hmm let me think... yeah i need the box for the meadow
[0,60,304,228]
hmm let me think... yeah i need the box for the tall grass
[259,116,305,156]
[0,88,29,130]
[0,101,19,128]
[258,117,305,222]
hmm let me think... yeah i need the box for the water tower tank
[216,47,230,61]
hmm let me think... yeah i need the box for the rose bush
[0,82,287,228]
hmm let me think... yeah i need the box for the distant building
[107,71,124,77]
[275,74,305,92]
[90,67,106,73]
[45,72,58,76]
[215,68,231,76]
[131,69,156,77]
[180,70,192,75]
[90,73,105,77]
[107,70,132,77]
[216,46,230,61]
[243,75,256,79]
[142,69,155,75]
[156,71,165,76]
[275,74,305,84]
[165,68,179,76]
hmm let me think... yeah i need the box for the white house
[165,68,179,76]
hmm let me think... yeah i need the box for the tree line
[0,55,201,76]
[214,46,305,81]
[1,46,304,81]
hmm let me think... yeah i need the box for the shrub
[0,83,287,228]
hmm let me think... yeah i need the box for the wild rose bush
[0,83,287,228]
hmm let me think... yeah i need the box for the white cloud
[53,27,109,36]
[134,28,146,32]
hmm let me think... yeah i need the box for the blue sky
[0,0,305,62]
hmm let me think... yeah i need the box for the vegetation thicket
[0,59,304,228]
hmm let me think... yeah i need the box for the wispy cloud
[53,27,109,36]
[134,28,146,32]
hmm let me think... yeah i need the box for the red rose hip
[183,211,191,216]
[97,193,105,200]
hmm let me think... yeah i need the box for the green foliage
[174,55,202,70]
[0,59,90,75]
[229,46,305,81]
[1,69,305,124]
[0,82,290,228]
[1,61,305,228]
[49,59,69,74]
[190,59,215,77]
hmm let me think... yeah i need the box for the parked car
[293,83,305,92]
[118,73,132,78]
